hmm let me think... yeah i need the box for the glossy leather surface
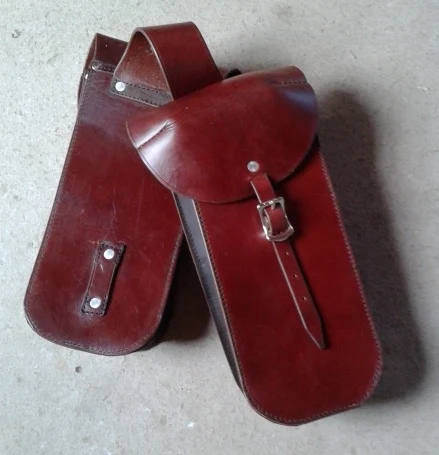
[113,23,222,104]
[25,24,222,355]
[128,67,317,203]
[250,173,326,350]
[128,69,382,423]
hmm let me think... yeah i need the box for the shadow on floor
[140,86,425,402]
[318,89,425,402]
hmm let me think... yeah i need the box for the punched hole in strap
[250,173,326,349]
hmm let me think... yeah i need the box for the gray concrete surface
[0,0,438,453]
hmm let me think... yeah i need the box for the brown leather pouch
[25,23,222,355]
[127,67,382,423]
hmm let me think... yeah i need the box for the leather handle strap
[111,22,222,105]
[250,173,326,349]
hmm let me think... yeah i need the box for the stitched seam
[274,79,308,85]
[24,73,181,355]
[319,152,383,389]
[194,203,245,389]
[25,72,94,317]
[81,242,123,315]
[116,80,172,96]
[250,175,323,346]
[190,201,243,385]
[195,203,302,421]
[150,230,184,333]
[91,61,117,73]
[82,242,106,315]
[111,89,161,107]
[111,79,172,107]
[195,167,382,424]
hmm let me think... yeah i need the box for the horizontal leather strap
[250,173,325,349]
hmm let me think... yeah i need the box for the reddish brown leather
[81,241,125,316]
[250,173,325,350]
[128,67,317,203]
[128,68,382,423]
[78,33,126,104]
[25,24,222,355]
[112,22,222,105]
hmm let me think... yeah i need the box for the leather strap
[250,173,326,349]
[78,33,126,104]
[111,22,222,105]
[81,241,125,316]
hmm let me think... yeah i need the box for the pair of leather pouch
[25,22,382,425]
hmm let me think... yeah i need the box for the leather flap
[127,67,318,203]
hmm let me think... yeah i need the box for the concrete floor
[0,0,438,453]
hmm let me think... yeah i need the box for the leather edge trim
[24,231,183,356]
[174,194,243,386]
[23,72,184,356]
[192,164,383,424]
[318,151,383,389]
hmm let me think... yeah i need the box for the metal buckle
[257,197,295,242]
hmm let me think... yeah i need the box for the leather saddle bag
[24,23,222,355]
[127,67,382,423]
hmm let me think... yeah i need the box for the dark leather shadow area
[159,241,211,343]
[318,89,425,401]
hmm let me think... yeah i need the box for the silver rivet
[115,81,126,92]
[247,161,260,172]
[89,297,102,309]
[103,248,115,260]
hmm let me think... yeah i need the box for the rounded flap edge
[127,66,318,203]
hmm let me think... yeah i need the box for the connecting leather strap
[250,173,326,349]
[81,242,125,316]
[111,22,222,105]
